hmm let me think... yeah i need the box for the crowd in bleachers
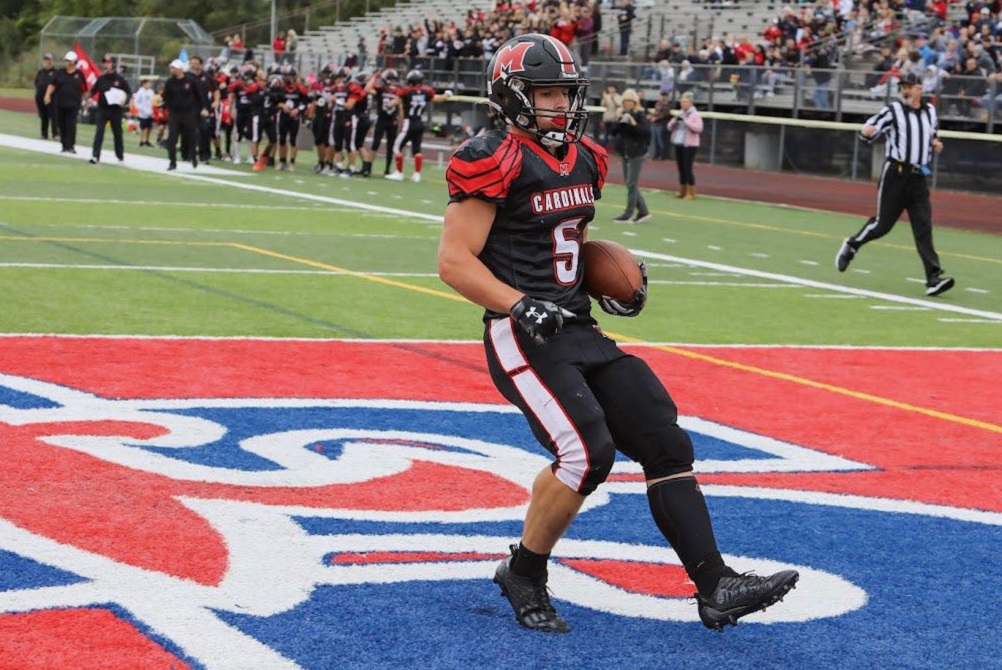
[355,0,1000,118]
[372,0,607,69]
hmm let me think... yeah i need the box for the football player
[308,65,334,174]
[365,68,400,176]
[252,75,283,172]
[215,68,234,160]
[438,33,800,634]
[340,70,372,177]
[275,66,309,171]
[228,66,261,164]
[385,69,451,183]
[326,67,351,174]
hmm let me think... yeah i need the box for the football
[582,240,643,303]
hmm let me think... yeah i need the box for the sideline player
[326,67,352,174]
[835,72,954,296]
[308,65,334,173]
[229,66,261,165]
[438,33,799,634]
[386,69,451,182]
[366,68,400,176]
[276,66,309,171]
[253,75,283,171]
[341,70,372,177]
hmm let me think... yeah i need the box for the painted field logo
[1,338,1000,670]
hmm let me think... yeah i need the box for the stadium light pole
[268,0,276,48]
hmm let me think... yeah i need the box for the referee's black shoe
[835,238,856,272]
[493,545,569,633]
[696,569,799,631]
[926,275,955,297]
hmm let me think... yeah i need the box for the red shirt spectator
[549,17,577,46]
[273,35,286,58]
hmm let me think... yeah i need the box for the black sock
[511,542,549,582]
[646,476,733,597]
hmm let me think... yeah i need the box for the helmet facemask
[491,75,589,148]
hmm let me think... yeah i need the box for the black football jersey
[281,83,308,115]
[399,85,436,121]
[374,83,399,121]
[446,130,609,320]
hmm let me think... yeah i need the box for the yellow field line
[227,242,468,303]
[7,223,999,434]
[608,330,1002,434]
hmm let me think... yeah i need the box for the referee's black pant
[166,110,199,167]
[847,159,943,281]
[92,106,125,161]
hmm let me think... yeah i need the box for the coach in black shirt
[34,53,58,139]
[44,51,88,154]
[89,54,132,164]
[835,73,954,297]
[161,59,206,170]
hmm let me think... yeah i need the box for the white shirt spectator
[133,85,155,119]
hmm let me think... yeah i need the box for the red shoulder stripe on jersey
[579,135,609,191]
[447,134,522,200]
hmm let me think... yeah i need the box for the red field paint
[2,336,999,518]
[0,609,193,670]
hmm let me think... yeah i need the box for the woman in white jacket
[666,92,704,199]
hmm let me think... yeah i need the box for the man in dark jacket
[43,51,88,154]
[612,88,651,223]
[161,59,206,170]
[34,53,58,140]
[89,54,132,164]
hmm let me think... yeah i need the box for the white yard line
[3,134,998,322]
[633,250,1002,322]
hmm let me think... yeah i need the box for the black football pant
[167,111,199,166]
[92,106,125,161]
[484,318,694,496]
[55,106,79,151]
[848,160,943,281]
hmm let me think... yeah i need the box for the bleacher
[258,0,790,71]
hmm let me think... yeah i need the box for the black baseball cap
[899,73,921,87]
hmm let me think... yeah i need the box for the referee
[835,72,954,297]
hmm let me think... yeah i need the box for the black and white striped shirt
[863,100,938,168]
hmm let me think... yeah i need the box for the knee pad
[641,424,695,481]
[552,435,617,497]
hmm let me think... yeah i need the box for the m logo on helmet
[492,42,535,82]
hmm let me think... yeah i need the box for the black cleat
[925,275,955,297]
[493,545,569,633]
[696,570,799,631]
[835,238,856,272]
[167,161,177,171]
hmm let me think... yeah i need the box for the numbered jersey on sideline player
[397,84,437,121]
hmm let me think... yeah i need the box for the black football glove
[598,262,648,317]
[510,296,575,344]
